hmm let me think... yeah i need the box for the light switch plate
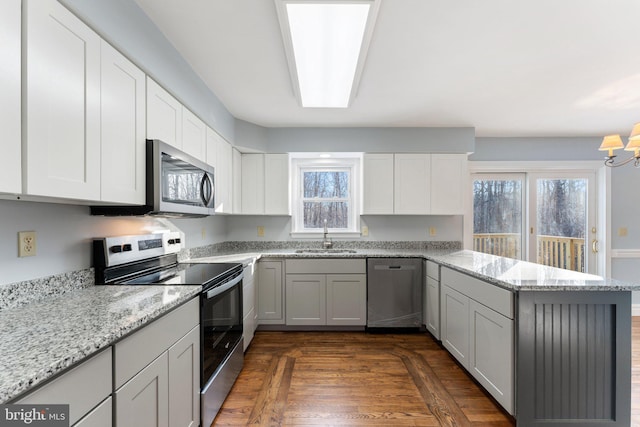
[257,226,265,237]
[361,226,369,237]
[429,227,437,236]
[618,227,628,237]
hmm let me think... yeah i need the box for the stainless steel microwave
[91,140,215,217]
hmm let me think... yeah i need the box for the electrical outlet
[361,226,369,237]
[257,226,265,237]
[429,227,437,237]
[619,227,628,237]
[18,231,36,257]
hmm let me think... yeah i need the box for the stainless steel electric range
[93,232,243,427]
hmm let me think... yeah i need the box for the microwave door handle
[200,174,212,206]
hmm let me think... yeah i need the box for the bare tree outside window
[302,170,350,228]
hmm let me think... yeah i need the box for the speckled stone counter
[0,285,201,403]
[188,248,640,292]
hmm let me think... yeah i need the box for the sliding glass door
[529,173,596,273]
[472,174,525,260]
[472,172,597,273]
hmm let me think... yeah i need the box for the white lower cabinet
[116,352,169,427]
[440,267,514,415]
[326,275,367,326]
[284,259,366,326]
[441,285,470,367]
[74,396,112,427]
[16,348,112,426]
[469,300,513,414]
[286,274,326,325]
[425,276,440,339]
[115,298,200,427]
[257,260,284,324]
[242,259,258,350]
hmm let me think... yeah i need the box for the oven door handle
[205,273,243,299]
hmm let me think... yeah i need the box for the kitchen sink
[294,249,358,254]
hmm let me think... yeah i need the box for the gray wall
[59,0,235,142]
[225,215,463,242]
[0,199,227,285]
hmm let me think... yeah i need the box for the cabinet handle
[592,239,598,254]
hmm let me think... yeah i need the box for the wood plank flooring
[213,319,640,426]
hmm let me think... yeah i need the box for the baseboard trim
[611,249,640,258]
[633,304,640,317]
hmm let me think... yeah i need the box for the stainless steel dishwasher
[367,258,423,331]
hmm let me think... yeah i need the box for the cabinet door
[243,307,256,351]
[426,275,440,340]
[205,126,217,168]
[100,41,146,204]
[116,352,169,427]
[362,154,394,214]
[181,108,206,160]
[430,154,467,215]
[168,326,200,427]
[233,148,242,213]
[241,154,265,214]
[146,77,182,149]
[257,261,284,323]
[441,285,469,369]
[326,274,366,326]
[0,0,20,194]
[394,154,431,214]
[74,397,112,427]
[286,274,326,325]
[469,300,514,414]
[24,0,101,200]
[265,154,290,215]
[215,136,233,213]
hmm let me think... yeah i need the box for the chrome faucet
[322,219,333,249]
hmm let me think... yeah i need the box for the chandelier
[599,123,640,167]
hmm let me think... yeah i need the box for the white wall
[0,199,226,285]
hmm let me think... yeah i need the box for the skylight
[276,1,379,108]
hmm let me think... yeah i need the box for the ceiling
[134,0,640,137]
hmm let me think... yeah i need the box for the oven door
[201,274,243,387]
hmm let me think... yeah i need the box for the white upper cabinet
[181,108,206,160]
[233,148,242,214]
[241,154,265,214]
[146,77,182,149]
[394,154,431,214]
[24,0,101,200]
[0,0,21,194]
[205,126,217,168]
[214,133,233,214]
[362,153,394,214]
[240,153,289,215]
[265,154,290,215]
[363,153,468,215]
[430,154,467,215]
[100,41,146,204]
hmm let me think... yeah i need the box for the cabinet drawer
[426,260,439,280]
[441,267,513,319]
[114,297,199,388]
[17,348,112,426]
[286,258,365,274]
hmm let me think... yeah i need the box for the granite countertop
[0,285,201,403]
[187,248,640,292]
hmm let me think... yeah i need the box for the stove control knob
[110,245,123,253]
[122,244,132,252]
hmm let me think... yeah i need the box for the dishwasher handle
[373,265,417,271]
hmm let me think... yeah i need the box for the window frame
[290,154,361,237]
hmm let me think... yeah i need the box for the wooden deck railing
[473,233,586,272]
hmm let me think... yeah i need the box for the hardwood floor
[214,319,640,426]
